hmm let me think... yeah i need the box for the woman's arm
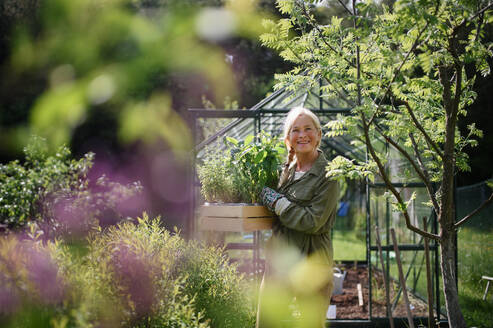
[278,179,338,234]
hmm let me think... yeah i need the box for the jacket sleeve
[278,178,338,234]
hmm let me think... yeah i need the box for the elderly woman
[257,107,339,328]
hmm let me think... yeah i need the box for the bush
[0,137,142,236]
[0,215,255,328]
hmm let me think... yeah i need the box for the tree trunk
[440,230,467,328]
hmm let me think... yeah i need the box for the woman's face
[286,114,321,156]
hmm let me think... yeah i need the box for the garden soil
[331,265,430,319]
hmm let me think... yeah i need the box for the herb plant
[198,133,285,204]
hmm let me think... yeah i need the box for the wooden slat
[199,217,273,232]
[200,204,274,218]
[357,283,364,307]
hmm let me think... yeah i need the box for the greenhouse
[189,79,453,327]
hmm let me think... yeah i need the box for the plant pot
[198,203,275,232]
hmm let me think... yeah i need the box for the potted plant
[197,133,285,232]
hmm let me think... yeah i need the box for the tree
[261,0,493,327]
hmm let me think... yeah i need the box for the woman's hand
[260,187,284,212]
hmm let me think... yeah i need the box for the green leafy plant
[0,136,142,234]
[0,215,254,328]
[198,133,286,204]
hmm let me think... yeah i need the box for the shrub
[0,215,255,328]
[198,133,285,204]
[0,136,142,236]
[176,240,255,328]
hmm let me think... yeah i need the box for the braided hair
[278,107,322,187]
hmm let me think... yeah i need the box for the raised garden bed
[331,264,432,320]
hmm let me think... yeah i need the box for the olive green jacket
[274,152,338,265]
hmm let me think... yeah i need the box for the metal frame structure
[188,80,452,327]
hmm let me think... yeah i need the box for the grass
[457,227,493,328]
[333,229,366,261]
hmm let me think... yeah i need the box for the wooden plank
[200,204,273,218]
[326,305,336,319]
[199,217,273,232]
[357,283,364,307]
[391,228,415,328]
[482,281,490,301]
[374,226,395,328]
[423,217,435,328]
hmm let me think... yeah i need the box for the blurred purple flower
[111,243,156,317]
[53,198,92,238]
[25,247,64,305]
[0,273,20,314]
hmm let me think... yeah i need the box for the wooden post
[357,283,364,307]
[423,217,435,328]
[390,228,415,328]
[482,276,493,300]
[375,226,395,328]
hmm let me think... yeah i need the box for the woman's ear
[317,129,322,146]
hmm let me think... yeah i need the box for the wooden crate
[199,204,275,232]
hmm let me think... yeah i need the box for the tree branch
[373,123,440,216]
[352,0,362,107]
[321,78,356,107]
[299,1,358,71]
[455,192,493,228]
[452,62,462,119]
[361,112,441,241]
[455,2,493,32]
[336,0,353,15]
[402,100,444,159]
[409,133,441,215]
[367,2,439,127]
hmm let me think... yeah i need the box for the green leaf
[244,135,254,146]
[225,136,239,146]
[253,150,267,164]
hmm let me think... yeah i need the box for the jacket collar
[283,150,327,186]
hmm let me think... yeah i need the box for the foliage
[0,136,142,234]
[261,0,492,191]
[198,133,285,203]
[0,215,255,327]
[326,155,376,183]
[173,234,255,328]
[2,0,268,154]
